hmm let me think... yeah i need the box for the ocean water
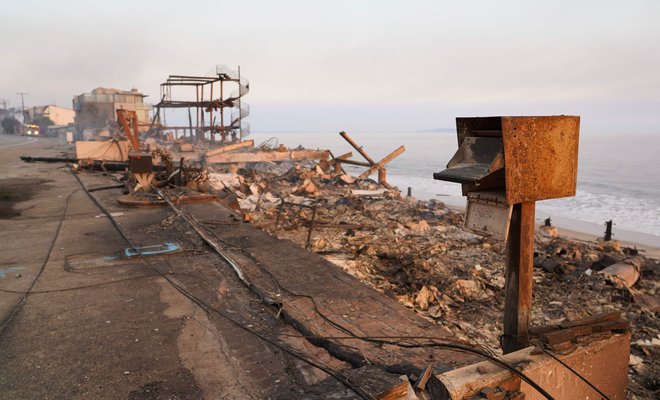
[250,131,660,243]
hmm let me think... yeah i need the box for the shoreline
[443,201,660,259]
[556,226,660,259]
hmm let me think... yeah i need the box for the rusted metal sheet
[502,116,580,204]
[464,190,512,240]
[128,153,153,174]
[449,116,580,204]
[456,116,503,146]
[433,137,504,185]
[438,333,629,400]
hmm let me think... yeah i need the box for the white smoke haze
[1,0,659,133]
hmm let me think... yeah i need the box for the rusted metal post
[200,84,205,139]
[357,145,405,180]
[503,201,535,354]
[237,65,242,142]
[178,157,184,187]
[378,167,387,185]
[187,107,194,142]
[274,199,285,231]
[195,84,199,142]
[209,82,214,143]
[604,220,613,241]
[220,80,225,143]
[306,205,318,250]
[339,131,376,165]
[116,109,140,152]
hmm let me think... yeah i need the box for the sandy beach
[444,202,660,260]
[557,226,660,260]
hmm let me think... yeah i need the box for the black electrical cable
[198,220,500,358]
[71,171,376,400]
[160,190,554,400]
[73,171,558,399]
[0,190,557,400]
[0,272,218,294]
[0,260,512,356]
[0,188,77,336]
[0,274,158,294]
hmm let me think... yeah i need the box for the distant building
[72,87,153,132]
[25,105,75,126]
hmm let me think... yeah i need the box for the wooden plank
[502,201,535,354]
[205,140,254,157]
[207,149,330,164]
[377,379,417,400]
[357,145,406,180]
[539,319,629,345]
[530,311,621,336]
[540,325,594,345]
[414,364,434,391]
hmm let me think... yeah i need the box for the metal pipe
[339,131,375,165]
[306,205,318,250]
[238,65,242,142]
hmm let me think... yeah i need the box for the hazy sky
[2,1,659,133]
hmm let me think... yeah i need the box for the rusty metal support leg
[306,205,318,250]
[274,199,284,231]
[378,167,387,186]
[339,131,376,165]
[503,201,535,354]
[177,157,184,187]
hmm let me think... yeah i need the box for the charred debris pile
[55,131,659,396]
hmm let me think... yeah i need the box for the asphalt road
[0,135,343,399]
[0,135,480,399]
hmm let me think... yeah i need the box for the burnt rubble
[203,154,659,398]
[43,135,658,397]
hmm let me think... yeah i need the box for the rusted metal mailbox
[434,116,580,353]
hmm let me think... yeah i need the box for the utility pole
[16,92,28,123]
